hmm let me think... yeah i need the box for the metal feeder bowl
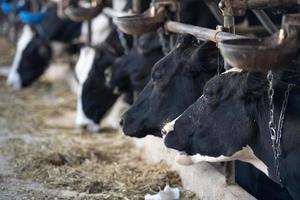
[64,0,104,22]
[219,30,298,72]
[114,7,166,35]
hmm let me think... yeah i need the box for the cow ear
[244,72,268,97]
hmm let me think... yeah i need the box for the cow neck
[33,25,50,44]
[250,80,298,186]
[249,95,280,183]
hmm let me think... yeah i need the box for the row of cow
[2,0,300,199]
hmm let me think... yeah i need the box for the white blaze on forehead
[75,47,99,132]
[7,25,34,89]
[176,146,269,176]
[223,67,243,74]
[75,47,96,84]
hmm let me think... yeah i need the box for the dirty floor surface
[0,37,198,200]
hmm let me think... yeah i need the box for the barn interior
[0,0,300,200]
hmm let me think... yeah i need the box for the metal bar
[223,10,236,185]
[11,0,17,42]
[252,9,278,34]
[102,7,131,18]
[164,21,246,42]
[225,162,235,185]
[247,0,299,9]
[235,25,274,35]
[132,0,141,14]
[224,15,235,34]
[87,20,92,45]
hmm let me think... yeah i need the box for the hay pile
[0,76,199,199]
[0,37,15,66]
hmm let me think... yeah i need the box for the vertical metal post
[132,0,141,46]
[11,0,17,42]
[223,16,235,70]
[87,0,93,46]
[87,20,92,46]
[219,0,236,185]
[170,0,179,48]
[132,0,141,13]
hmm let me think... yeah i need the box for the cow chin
[122,117,160,138]
[76,119,100,133]
[122,125,147,138]
[175,152,195,166]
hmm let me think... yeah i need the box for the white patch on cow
[176,146,269,176]
[79,0,127,45]
[7,25,34,90]
[75,47,96,84]
[81,14,111,45]
[162,115,182,136]
[223,67,243,74]
[102,95,130,130]
[75,47,99,133]
[112,0,127,11]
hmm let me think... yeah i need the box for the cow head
[75,46,119,132]
[7,26,52,90]
[106,32,164,95]
[121,35,219,138]
[163,70,270,171]
[75,28,127,132]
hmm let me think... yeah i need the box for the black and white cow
[106,31,165,100]
[163,68,299,199]
[7,4,82,89]
[75,26,132,132]
[121,35,220,138]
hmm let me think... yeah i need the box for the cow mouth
[175,151,194,166]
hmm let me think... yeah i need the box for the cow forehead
[75,47,96,84]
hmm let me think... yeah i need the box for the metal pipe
[223,15,235,34]
[223,9,236,185]
[87,20,92,45]
[252,9,278,34]
[132,0,141,14]
[164,21,246,42]
[102,7,131,18]
[11,0,17,42]
[235,25,274,35]
[247,0,299,9]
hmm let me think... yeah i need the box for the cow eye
[152,70,163,81]
[204,88,214,98]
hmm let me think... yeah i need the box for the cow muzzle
[7,74,22,91]
[77,122,100,133]
[175,152,194,166]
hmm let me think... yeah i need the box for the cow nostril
[161,129,167,137]
[120,119,124,127]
